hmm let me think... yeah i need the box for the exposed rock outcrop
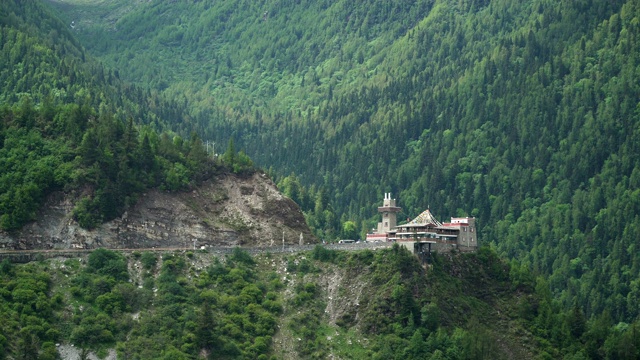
[0,172,316,250]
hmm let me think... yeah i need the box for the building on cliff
[366,193,478,254]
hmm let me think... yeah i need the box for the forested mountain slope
[0,0,186,125]
[0,0,258,234]
[0,246,581,359]
[0,0,638,357]
[47,0,640,331]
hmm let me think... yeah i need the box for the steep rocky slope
[0,171,315,250]
[268,248,535,359]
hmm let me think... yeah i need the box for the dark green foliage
[4,0,640,356]
[287,278,327,358]
[63,250,281,359]
[288,246,540,359]
[0,259,13,275]
[567,304,587,339]
[0,122,69,230]
[0,0,251,231]
[286,257,316,274]
[55,0,640,338]
[360,245,424,335]
[0,262,62,359]
[54,0,640,346]
[86,249,128,282]
[139,251,157,270]
[353,247,555,359]
[230,247,256,266]
[67,250,137,348]
[311,244,339,263]
[0,96,220,230]
[1,247,638,359]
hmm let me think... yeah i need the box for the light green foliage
[341,220,358,240]
[287,277,327,358]
[0,247,639,359]
[86,248,129,282]
[222,139,254,174]
[0,91,220,230]
[0,261,62,359]
[11,249,281,359]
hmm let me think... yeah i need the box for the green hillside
[0,0,637,357]
[2,246,614,360]
[0,0,258,231]
[46,0,640,330]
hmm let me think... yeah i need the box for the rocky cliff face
[0,172,316,250]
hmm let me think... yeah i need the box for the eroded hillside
[0,171,315,250]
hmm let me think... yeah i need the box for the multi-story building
[366,194,478,254]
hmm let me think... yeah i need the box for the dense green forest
[46,0,640,334]
[1,0,640,357]
[3,246,637,359]
[0,0,257,231]
[1,246,639,359]
[0,249,283,359]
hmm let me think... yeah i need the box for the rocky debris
[318,265,368,328]
[57,344,116,360]
[0,172,316,250]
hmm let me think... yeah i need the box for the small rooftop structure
[404,208,442,227]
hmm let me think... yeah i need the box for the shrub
[140,251,157,270]
[87,248,129,282]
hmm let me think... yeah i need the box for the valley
[1,0,640,358]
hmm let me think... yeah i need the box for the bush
[87,249,129,282]
[230,247,255,266]
[311,245,337,262]
[73,196,102,229]
[0,258,14,275]
[140,251,157,270]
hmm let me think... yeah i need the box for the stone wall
[398,241,477,254]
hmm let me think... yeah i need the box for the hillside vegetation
[46,0,640,335]
[0,0,258,232]
[2,0,639,357]
[5,246,627,359]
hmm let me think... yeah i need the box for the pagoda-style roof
[406,208,442,227]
